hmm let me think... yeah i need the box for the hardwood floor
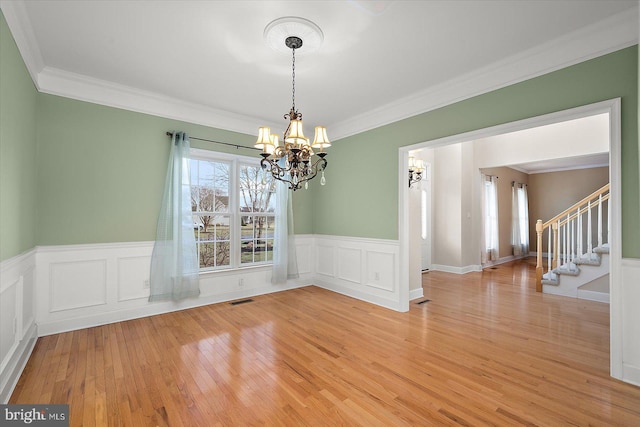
[10,257,640,426]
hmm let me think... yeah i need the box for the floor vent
[415,299,431,305]
[230,298,254,306]
[489,267,498,270]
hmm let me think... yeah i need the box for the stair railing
[535,183,609,291]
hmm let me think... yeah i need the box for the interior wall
[432,144,462,267]
[0,11,38,262]
[408,175,421,292]
[528,166,610,251]
[479,166,530,260]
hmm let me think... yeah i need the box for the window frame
[190,148,276,272]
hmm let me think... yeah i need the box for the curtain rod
[166,131,260,151]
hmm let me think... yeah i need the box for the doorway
[398,98,622,378]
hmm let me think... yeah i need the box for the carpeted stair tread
[573,253,601,266]
[594,244,610,254]
[552,262,580,276]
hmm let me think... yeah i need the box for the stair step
[542,271,559,286]
[594,244,610,254]
[552,262,580,276]
[573,253,601,266]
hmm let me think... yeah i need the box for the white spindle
[548,225,552,273]
[577,206,582,259]
[587,200,592,257]
[570,215,575,263]
[564,218,568,266]
[598,194,603,248]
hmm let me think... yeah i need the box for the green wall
[0,12,38,261]
[312,46,639,258]
[36,95,274,245]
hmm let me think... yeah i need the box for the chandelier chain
[291,47,296,111]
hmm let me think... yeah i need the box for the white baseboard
[0,322,37,404]
[622,363,640,388]
[313,278,401,311]
[577,289,610,303]
[410,287,424,301]
[431,264,482,274]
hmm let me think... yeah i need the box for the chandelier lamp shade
[408,156,425,188]
[255,19,330,191]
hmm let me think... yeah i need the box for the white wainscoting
[0,249,37,403]
[620,258,640,386]
[312,235,401,311]
[35,241,309,336]
[33,236,400,335]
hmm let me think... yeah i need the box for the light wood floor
[11,257,640,426]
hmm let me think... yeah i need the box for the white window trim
[190,148,275,273]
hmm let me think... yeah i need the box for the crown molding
[2,2,638,140]
[330,7,639,140]
[526,162,609,175]
[0,0,44,87]
[37,67,280,136]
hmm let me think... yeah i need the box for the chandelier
[254,28,330,191]
[408,156,425,187]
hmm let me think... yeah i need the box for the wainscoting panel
[294,235,313,276]
[365,251,395,291]
[117,255,152,302]
[337,247,362,284]
[316,244,335,277]
[0,250,37,403]
[50,259,107,312]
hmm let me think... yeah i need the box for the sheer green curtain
[511,183,530,256]
[272,180,299,284]
[149,132,200,301]
[481,174,499,263]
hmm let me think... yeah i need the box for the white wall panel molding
[49,259,107,312]
[0,249,37,403]
[294,235,314,276]
[29,235,403,335]
[34,241,309,336]
[620,258,640,387]
[312,235,401,311]
[337,247,362,284]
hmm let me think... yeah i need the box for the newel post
[536,219,543,292]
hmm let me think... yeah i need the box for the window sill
[198,263,272,277]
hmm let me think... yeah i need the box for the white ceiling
[1,1,638,139]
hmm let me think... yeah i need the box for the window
[190,149,275,270]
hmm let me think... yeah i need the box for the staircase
[535,184,610,302]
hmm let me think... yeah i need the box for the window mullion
[230,158,240,268]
